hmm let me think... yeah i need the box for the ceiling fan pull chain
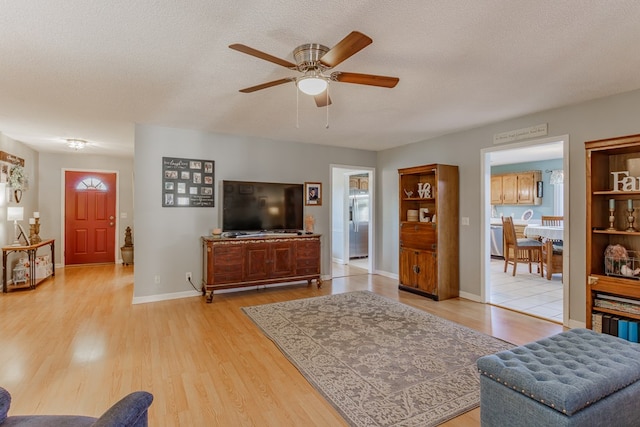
[325,86,330,129]
[296,84,300,129]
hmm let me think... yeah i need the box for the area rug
[242,291,513,427]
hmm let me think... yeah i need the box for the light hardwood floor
[0,264,564,426]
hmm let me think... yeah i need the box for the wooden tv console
[201,234,322,303]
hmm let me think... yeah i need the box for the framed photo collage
[162,157,215,207]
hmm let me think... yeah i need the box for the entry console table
[201,234,322,303]
[2,239,55,293]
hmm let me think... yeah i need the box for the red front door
[65,171,117,265]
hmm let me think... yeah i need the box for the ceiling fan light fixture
[297,74,328,96]
[67,138,87,150]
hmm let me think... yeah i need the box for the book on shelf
[594,296,640,315]
[602,314,612,335]
[629,321,639,343]
[618,319,629,340]
[592,312,603,333]
[596,293,640,305]
[610,316,619,337]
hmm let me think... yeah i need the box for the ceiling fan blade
[314,92,332,107]
[239,78,294,93]
[229,44,297,69]
[332,72,399,88]
[319,31,372,68]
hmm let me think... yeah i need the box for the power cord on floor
[187,277,200,292]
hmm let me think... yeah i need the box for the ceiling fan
[229,31,399,107]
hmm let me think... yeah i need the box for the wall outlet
[186,272,192,282]
[154,275,160,284]
[461,217,470,226]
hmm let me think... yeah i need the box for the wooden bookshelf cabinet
[398,164,459,300]
[201,234,322,303]
[586,133,640,329]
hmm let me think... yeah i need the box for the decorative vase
[305,215,315,233]
[121,226,134,265]
[120,246,134,266]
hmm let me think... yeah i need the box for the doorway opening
[330,165,374,278]
[481,136,569,325]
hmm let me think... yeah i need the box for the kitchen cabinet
[349,176,369,190]
[491,171,542,205]
[490,176,503,204]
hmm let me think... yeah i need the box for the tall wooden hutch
[586,134,640,329]
[398,164,459,300]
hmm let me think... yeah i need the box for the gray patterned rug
[242,291,513,427]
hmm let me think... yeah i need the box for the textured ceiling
[1,1,640,157]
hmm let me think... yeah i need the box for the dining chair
[542,239,563,280]
[539,216,563,280]
[502,216,543,276]
[541,215,563,226]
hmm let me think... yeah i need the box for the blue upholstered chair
[0,387,153,426]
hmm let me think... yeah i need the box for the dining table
[523,224,564,241]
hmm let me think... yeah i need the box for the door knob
[109,216,115,220]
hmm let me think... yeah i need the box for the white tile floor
[332,257,564,324]
[490,258,563,323]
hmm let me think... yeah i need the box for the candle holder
[608,208,616,230]
[626,208,637,232]
[30,218,42,244]
[29,224,36,244]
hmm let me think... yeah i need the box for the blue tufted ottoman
[476,328,640,427]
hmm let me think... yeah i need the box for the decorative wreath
[8,165,26,190]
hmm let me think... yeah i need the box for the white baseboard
[567,319,585,329]
[459,290,481,302]
[374,269,398,280]
[132,289,200,304]
[132,278,327,305]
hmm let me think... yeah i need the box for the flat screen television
[222,180,304,232]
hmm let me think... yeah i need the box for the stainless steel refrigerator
[349,189,369,258]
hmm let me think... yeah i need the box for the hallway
[332,258,369,278]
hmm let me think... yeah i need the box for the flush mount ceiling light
[67,138,87,150]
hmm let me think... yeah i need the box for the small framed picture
[305,182,322,206]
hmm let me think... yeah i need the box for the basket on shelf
[605,249,640,280]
